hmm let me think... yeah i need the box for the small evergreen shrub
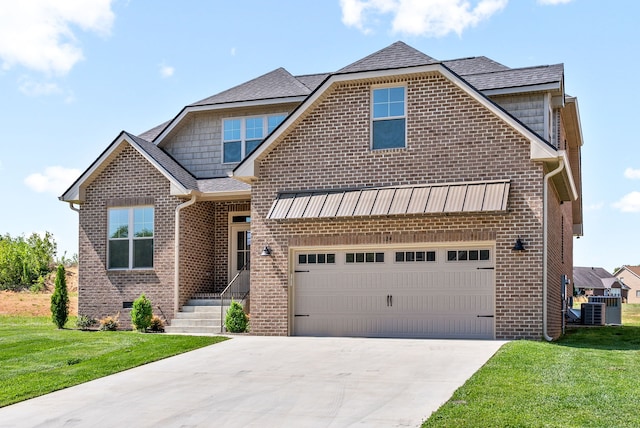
[50,264,69,329]
[99,313,119,331]
[76,315,97,330]
[225,300,248,333]
[131,294,153,332]
[148,315,165,332]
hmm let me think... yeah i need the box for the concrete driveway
[0,336,505,428]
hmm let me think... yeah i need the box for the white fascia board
[234,64,560,178]
[558,150,578,201]
[155,96,307,146]
[565,96,584,147]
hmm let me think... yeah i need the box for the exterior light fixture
[261,246,272,257]
[512,237,526,252]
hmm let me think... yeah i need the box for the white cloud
[18,76,62,96]
[0,0,115,75]
[624,167,640,180]
[159,63,174,78]
[612,192,640,213]
[230,47,237,56]
[25,166,80,195]
[339,0,508,37]
[585,202,604,211]
[537,0,572,4]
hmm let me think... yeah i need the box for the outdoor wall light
[512,237,526,252]
[260,246,272,257]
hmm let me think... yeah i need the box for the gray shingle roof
[573,266,628,290]
[124,132,198,190]
[462,64,564,91]
[189,67,311,107]
[138,120,170,142]
[443,56,510,75]
[337,41,436,74]
[295,73,330,92]
[197,177,250,193]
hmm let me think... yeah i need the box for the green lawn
[423,304,640,428]
[0,316,227,407]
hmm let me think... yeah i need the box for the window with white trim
[108,207,154,269]
[223,114,286,163]
[372,86,406,150]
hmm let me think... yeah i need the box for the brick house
[614,266,640,303]
[61,42,583,340]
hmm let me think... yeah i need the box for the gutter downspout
[543,159,565,342]
[67,202,80,213]
[174,194,197,314]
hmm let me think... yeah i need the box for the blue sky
[0,0,637,272]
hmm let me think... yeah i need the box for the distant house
[60,42,584,340]
[614,266,640,304]
[573,267,629,301]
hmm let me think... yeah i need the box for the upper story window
[223,114,286,163]
[372,86,406,150]
[108,206,154,270]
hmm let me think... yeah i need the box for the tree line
[0,232,66,291]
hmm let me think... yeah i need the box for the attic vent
[581,302,605,326]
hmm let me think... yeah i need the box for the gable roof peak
[337,41,437,74]
[188,67,311,107]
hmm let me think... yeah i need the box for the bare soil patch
[0,266,78,317]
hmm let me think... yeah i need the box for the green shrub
[148,315,165,332]
[131,294,153,332]
[30,275,46,293]
[50,265,69,329]
[225,300,248,333]
[76,315,97,330]
[99,313,119,331]
[0,232,57,290]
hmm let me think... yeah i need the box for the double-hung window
[372,86,406,150]
[223,114,286,163]
[108,206,154,269]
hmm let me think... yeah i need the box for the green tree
[131,294,153,331]
[50,264,69,329]
[0,232,57,289]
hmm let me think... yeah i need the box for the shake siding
[163,103,300,178]
[78,144,179,329]
[250,74,547,339]
[491,93,546,140]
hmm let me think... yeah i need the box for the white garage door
[293,246,494,339]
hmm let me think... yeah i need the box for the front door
[229,214,251,282]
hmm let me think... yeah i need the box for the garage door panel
[293,247,494,339]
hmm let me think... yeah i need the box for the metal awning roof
[267,180,510,220]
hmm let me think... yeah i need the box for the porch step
[165,300,228,335]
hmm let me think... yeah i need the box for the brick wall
[249,73,549,339]
[78,144,181,329]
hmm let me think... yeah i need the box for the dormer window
[371,86,406,150]
[223,114,286,163]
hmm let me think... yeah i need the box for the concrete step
[165,325,222,335]
[186,299,223,306]
[170,318,221,328]
[175,310,224,319]
[181,305,229,313]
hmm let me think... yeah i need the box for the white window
[223,114,286,163]
[372,86,406,150]
[108,207,154,269]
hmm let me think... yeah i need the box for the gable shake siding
[250,74,552,339]
[163,104,299,178]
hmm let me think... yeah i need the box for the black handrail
[220,263,250,332]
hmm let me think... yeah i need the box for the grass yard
[0,316,227,407]
[423,304,640,428]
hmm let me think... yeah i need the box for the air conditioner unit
[581,302,605,326]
